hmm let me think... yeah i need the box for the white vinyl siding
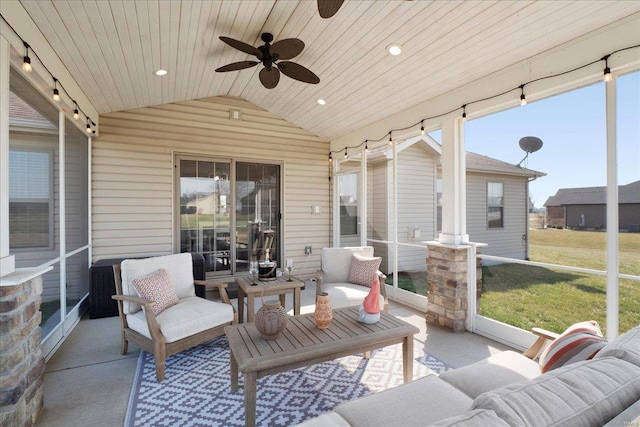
[93,96,329,277]
[467,173,529,260]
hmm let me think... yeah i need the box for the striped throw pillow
[539,320,607,373]
[132,268,179,316]
[348,253,382,287]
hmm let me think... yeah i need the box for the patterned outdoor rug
[125,336,453,427]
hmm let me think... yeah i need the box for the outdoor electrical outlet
[305,246,312,255]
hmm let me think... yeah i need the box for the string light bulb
[389,131,392,145]
[462,104,467,119]
[365,140,368,152]
[52,78,60,102]
[73,101,79,120]
[86,117,92,133]
[22,42,32,73]
[329,152,333,163]
[519,85,527,106]
[603,55,612,82]
[420,121,425,135]
[344,148,348,159]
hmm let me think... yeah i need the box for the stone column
[1,273,46,426]
[425,242,469,332]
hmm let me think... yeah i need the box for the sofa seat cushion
[473,357,640,427]
[323,282,385,310]
[439,350,540,399]
[428,409,510,427]
[335,374,473,427]
[121,253,196,314]
[127,296,234,343]
[595,324,640,368]
[296,412,351,427]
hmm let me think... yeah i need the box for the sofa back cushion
[321,246,374,284]
[595,324,640,368]
[472,357,640,427]
[120,253,195,314]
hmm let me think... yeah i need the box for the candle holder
[249,261,258,285]
[286,258,294,282]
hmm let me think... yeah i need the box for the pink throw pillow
[538,320,607,373]
[132,268,179,316]
[348,253,382,287]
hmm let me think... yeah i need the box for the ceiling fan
[317,0,345,18]
[215,33,320,89]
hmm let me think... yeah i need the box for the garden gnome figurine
[358,275,381,324]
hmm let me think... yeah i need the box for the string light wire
[329,44,639,158]
[1,13,95,131]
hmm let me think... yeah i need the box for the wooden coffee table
[224,306,419,427]
[235,275,305,323]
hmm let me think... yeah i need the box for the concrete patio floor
[35,284,513,427]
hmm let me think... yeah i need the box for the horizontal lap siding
[396,146,436,272]
[467,173,528,260]
[93,96,329,277]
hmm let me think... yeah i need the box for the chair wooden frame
[522,327,560,359]
[112,264,238,381]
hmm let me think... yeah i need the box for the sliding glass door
[176,156,280,276]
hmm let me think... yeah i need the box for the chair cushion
[121,253,196,314]
[472,357,640,427]
[131,268,179,315]
[439,350,541,399]
[321,247,374,283]
[127,296,234,343]
[539,320,606,373]
[323,283,385,310]
[595,324,640,368]
[348,253,382,287]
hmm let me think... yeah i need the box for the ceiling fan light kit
[216,32,320,89]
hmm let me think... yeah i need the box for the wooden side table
[234,275,305,323]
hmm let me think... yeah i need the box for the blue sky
[463,71,639,208]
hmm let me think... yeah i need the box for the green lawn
[480,229,640,335]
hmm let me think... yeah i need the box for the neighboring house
[544,180,640,231]
[340,136,545,273]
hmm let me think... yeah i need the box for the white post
[360,146,367,246]
[605,77,619,341]
[0,35,15,276]
[59,111,67,322]
[439,117,469,245]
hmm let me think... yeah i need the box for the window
[487,182,504,229]
[9,149,53,248]
[339,173,358,236]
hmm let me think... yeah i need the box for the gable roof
[465,152,544,179]
[544,180,640,206]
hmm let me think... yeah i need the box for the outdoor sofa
[298,323,640,426]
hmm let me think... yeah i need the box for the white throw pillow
[348,253,382,287]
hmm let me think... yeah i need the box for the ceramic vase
[255,299,287,340]
[314,292,333,329]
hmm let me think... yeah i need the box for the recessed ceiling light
[387,44,402,56]
[154,69,168,76]
[317,98,326,105]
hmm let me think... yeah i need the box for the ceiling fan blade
[317,0,345,18]
[215,61,259,72]
[219,36,261,57]
[259,67,281,89]
[270,38,305,60]
[277,61,320,84]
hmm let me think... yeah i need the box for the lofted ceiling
[18,0,640,141]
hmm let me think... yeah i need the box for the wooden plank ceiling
[19,0,640,141]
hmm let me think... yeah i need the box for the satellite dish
[519,136,543,154]
[516,136,543,167]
